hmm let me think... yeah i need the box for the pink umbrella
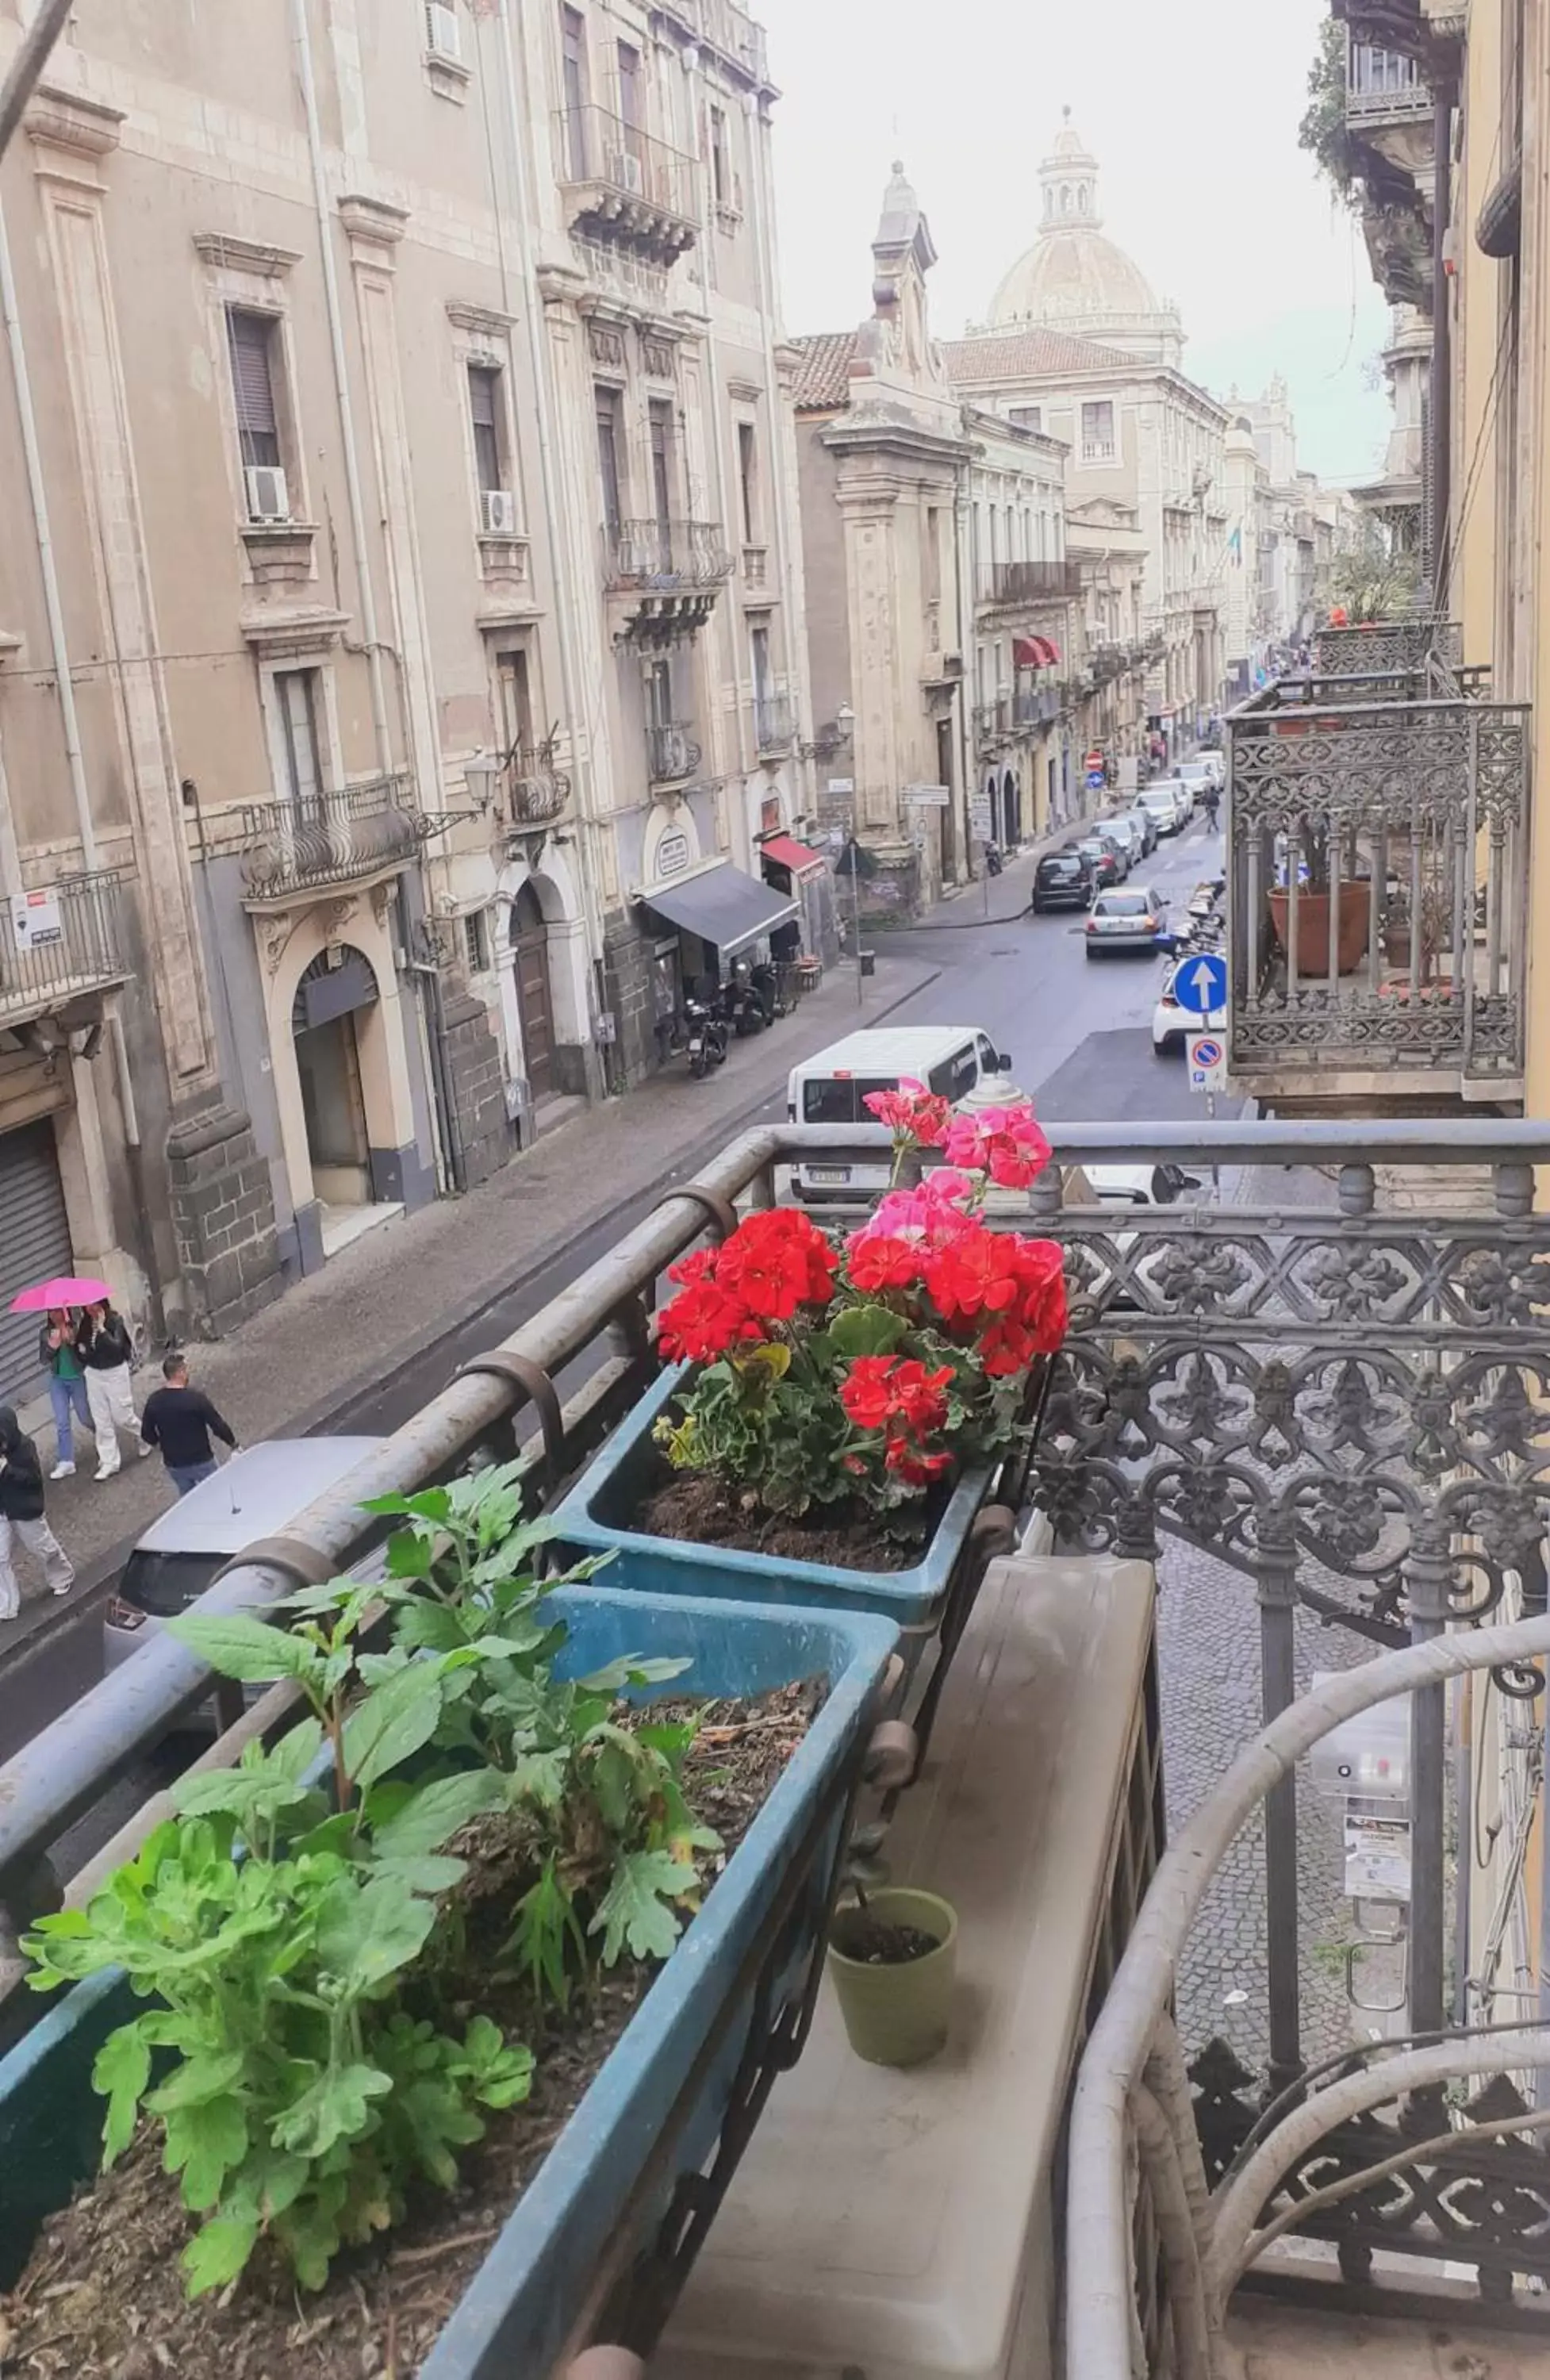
[10,1276,113,1314]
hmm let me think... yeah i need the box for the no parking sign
[1188,1032,1226,1093]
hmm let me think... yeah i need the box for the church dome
[987,112,1165,340]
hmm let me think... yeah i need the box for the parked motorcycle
[685,994,729,1077]
[984,842,1004,877]
[724,962,772,1037]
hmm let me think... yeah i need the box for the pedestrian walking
[78,1299,148,1480]
[1203,785,1221,831]
[139,1353,238,1498]
[38,1307,95,1480]
[0,1406,75,1620]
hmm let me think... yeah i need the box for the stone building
[0,0,807,1401]
[952,119,1230,756]
[788,169,973,920]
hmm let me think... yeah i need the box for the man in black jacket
[0,1407,75,1620]
[139,1355,238,1498]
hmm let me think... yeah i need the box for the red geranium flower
[978,1314,1038,1378]
[1009,1236,1069,1353]
[847,1233,925,1293]
[717,1209,837,1322]
[666,1245,718,1290]
[863,1077,953,1146]
[838,1355,899,1431]
[658,1279,762,1365]
[884,1436,952,1484]
[923,1224,1023,1322]
[888,1358,953,1435]
[839,1356,953,1441]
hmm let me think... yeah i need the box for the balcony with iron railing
[754,689,794,755]
[651,0,770,86]
[506,738,572,828]
[1224,654,1528,1099]
[239,774,429,906]
[1345,35,1433,128]
[1312,616,1462,677]
[3,1116,1548,2379]
[974,695,1011,748]
[982,557,1085,607]
[603,520,735,597]
[646,718,702,785]
[0,870,130,1028]
[554,104,699,265]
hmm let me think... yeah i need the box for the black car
[1031,849,1094,912]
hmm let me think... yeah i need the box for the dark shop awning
[642,862,798,957]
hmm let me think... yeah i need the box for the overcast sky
[758,0,1391,486]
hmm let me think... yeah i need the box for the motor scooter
[684,993,728,1077]
[984,842,1004,877]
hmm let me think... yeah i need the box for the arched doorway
[511,881,556,1098]
[292,947,378,1209]
[1002,768,1022,849]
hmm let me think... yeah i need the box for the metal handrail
[239,774,426,900]
[0,869,129,1021]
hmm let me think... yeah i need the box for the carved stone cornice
[338,194,410,267]
[446,300,518,337]
[194,234,301,278]
[25,85,124,164]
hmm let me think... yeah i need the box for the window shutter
[228,312,278,436]
[468,367,499,429]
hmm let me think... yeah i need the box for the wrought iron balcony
[646,720,701,784]
[1015,685,1061,727]
[754,690,794,754]
[974,697,1011,748]
[506,739,571,827]
[1224,676,1529,1092]
[554,104,699,265]
[0,870,129,1027]
[984,558,1084,605]
[651,0,770,85]
[239,775,428,906]
[1345,35,1433,126]
[604,520,734,594]
[1311,617,1461,677]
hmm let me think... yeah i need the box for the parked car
[104,1436,389,1709]
[1118,804,1160,855]
[1081,1161,1202,1206]
[1085,886,1168,958]
[1098,813,1147,868]
[1075,835,1124,890]
[1031,848,1095,913]
[1140,781,1191,835]
[1179,756,1226,802]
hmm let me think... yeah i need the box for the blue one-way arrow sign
[1172,950,1229,1015]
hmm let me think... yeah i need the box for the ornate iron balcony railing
[1311,618,1461,676]
[603,519,735,594]
[1345,35,1433,124]
[754,690,793,754]
[507,739,571,827]
[553,104,699,263]
[240,775,427,904]
[0,870,129,1026]
[986,559,1084,604]
[1224,679,1529,1085]
[646,720,701,783]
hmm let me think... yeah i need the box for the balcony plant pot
[1267,881,1371,975]
[827,1887,958,2068]
[0,1585,897,2380]
[547,1365,1025,1680]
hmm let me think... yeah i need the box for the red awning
[760,834,826,876]
[1014,634,1061,669]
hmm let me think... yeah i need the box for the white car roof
[132,1435,387,1556]
[791,1025,992,1078]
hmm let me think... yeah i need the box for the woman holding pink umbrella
[9,1274,114,1482]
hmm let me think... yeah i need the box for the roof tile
[945,326,1132,382]
[787,330,859,411]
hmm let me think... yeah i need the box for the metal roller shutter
[0,1121,74,1408]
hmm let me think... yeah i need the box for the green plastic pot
[827,1887,958,2068]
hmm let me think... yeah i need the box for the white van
[787,1025,1011,1204]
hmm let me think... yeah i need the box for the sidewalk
[3,950,938,1649]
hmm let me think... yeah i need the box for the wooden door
[512,883,556,1097]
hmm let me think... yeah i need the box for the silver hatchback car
[104,1435,387,1691]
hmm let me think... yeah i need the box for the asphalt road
[2,816,1226,1871]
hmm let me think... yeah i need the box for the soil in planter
[640,1469,944,1574]
[831,1911,938,1965]
[0,1680,823,2380]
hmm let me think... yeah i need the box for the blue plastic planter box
[550,1365,996,1664]
[0,1585,896,2378]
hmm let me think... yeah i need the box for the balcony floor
[1225,2295,1550,2376]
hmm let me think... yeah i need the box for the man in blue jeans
[139,1353,238,1497]
[39,1309,94,1480]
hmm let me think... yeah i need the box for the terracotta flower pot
[1267,881,1371,976]
[827,1887,958,2067]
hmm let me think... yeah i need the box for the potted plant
[549,1090,1067,1661]
[827,1885,958,2068]
[1266,815,1372,977]
[0,1467,898,2379]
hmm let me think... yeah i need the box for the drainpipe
[290,0,393,775]
[495,0,612,1089]
[1429,76,1455,611]
[744,87,796,758]
[0,191,158,1321]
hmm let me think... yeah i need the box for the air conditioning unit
[425,1,461,61]
[244,464,290,523]
[480,488,518,536]
[609,148,645,195]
